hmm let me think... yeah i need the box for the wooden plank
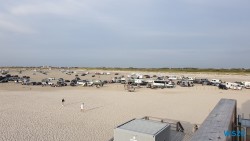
[190,99,237,141]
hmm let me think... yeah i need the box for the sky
[0,0,250,68]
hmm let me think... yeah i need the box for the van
[243,82,250,89]
[148,80,175,88]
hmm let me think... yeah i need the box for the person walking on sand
[81,103,84,112]
[62,98,65,106]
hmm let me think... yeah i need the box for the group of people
[61,98,85,112]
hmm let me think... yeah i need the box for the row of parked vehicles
[0,74,30,83]
[0,74,106,88]
[218,82,250,90]
[193,78,250,90]
[40,77,106,87]
[2,73,250,90]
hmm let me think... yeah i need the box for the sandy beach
[0,69,250,141]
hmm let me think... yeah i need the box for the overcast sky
[0,0,250,68]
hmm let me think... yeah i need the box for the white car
[168,75,177,80]
[210,79,222,86]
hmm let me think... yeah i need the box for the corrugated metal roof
[117,119,170,135]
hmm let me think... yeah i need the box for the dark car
[218,84,228,90]
[0,78,8,83]
[103,80,108,84]
[5,74,11,78]
[70,80,77,86]
[65,80,70,83]
[201,79,212,85]
[57,81,67,87]
[36,82,42,85]
[194,78,210,85]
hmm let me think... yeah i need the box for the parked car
[218,83,228,90]
[0,78,8,83]
[56,81,67,87]
[65,80,70,83]
[177,80,194,87]
[210,79,222,86]
[235,82,245,88]
[70,80,77,86]
[194,78,211,85]
[22,79,31,85]
[77,80,88,85]
[92,80,104,87]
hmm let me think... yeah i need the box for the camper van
[151,80,167,88]
[242,81,250,89]
[147,80,175,88]
[226,82,242,90]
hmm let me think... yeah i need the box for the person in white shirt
[81,103,84,112]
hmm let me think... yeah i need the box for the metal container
[114,119,171,141]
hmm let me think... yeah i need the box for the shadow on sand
[84,106,104,112]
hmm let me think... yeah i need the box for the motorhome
[147,80,174,88]
[226,82,242,90]
[242,81,250,89]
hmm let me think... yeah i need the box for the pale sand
[0,70,250,141]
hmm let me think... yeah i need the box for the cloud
[0,0,249,68]
[0,19,35,34]
[9,1,75,16]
